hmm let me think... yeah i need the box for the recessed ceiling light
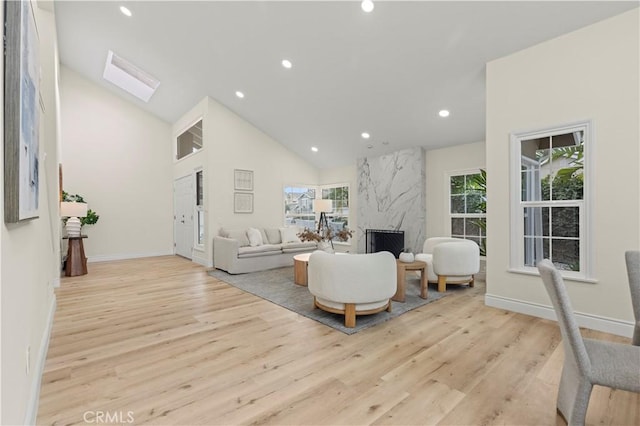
[235,91,245,99]
[367,144,374,149]
[311,146,319,152]
[439,110,450,118]
[361,132,370,139]
[119,6,132,17]
[361,0,374,13]
[282,59,292,69]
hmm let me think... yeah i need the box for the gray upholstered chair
[625,250,640,346]
[537,259,640,425]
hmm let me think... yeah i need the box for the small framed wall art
[234,192,253,214]
[234,169,253,191]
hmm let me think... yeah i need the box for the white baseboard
[87,250,174,263]
[24,295,57,425]
[485,293,634,338]
[192,254,212,268]
[52,276,60,288]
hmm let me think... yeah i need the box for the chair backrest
[537,259,591,374]
[626,251,640,321]
[307,251,396,303]
[422,237,465,254]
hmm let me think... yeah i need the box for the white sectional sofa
[213,226,317,274]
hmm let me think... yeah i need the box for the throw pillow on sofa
[265,228,282,244]
[222,228,250,247]
[280,227,301,243]
[247,227,263,247]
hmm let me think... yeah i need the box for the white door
[174,175,194,259]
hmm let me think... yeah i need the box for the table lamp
[60,201,88,237]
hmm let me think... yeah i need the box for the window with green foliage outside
[449,171,487,255]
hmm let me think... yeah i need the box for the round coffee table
[293,253,312,286]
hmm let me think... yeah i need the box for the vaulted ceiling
[54,1,638,169]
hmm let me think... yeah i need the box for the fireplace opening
[365,229,405,258]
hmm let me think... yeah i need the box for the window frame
[283,184,317,229]
[174,117,204,163]
[320,183,351,245]
[509,120,594,281]
[195,168,205,249]
[446,169,487,256]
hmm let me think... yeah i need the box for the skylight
[103,50,160,102]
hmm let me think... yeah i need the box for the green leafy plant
[468,169,487,256]
[62,191,100,226]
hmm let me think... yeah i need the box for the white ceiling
[54,1,638,169]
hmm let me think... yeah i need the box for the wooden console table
[64,235,88,277]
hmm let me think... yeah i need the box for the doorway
[174,174,194,259]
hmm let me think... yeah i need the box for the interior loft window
[321,184,350,243]
[177,120,203,160]
[511,121,591,279]
[196,170,204,246]
[449,170,486,255]
[284,186,316,228]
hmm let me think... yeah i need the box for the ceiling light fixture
[281,59,292,69]
[235,91,245,99]
[361,132,370,139]
[119,6,132,17]
[361,0,374,13]
[311,147,319,152]
[439,110,450,118]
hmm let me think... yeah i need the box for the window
[321,184,350,242]
[176,120,203,160]
[195,170,204,246]
[511,121,591,279]
[449,171,486,255]
[284,186,316,229]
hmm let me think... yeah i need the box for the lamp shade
[313,199,332,213]
[60,201,88,218]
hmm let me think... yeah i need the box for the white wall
[485,9,639,336]
[60,67,174,261]
[1,3,60,424]
[172,97,320,266]
[425,141,486,240]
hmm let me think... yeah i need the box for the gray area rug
[208,266,449,334]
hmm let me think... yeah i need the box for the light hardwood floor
[37,256,639,425]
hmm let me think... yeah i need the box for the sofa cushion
[265,228,282,244]
[280,227,301,243]
[282,241,317,253]
[260,229,269,245]
[223,228,250,247]
[238,244,282,258]
[247,227,263,247]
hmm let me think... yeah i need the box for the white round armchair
[307,251,397,328]
[415,237,480,292]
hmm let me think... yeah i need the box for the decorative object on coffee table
[399,249,414,263]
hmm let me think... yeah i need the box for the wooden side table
[293,253,312,286]
[393,259,427,302]
[64,235,88,277]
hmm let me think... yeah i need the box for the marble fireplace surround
[357,147,426,254]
